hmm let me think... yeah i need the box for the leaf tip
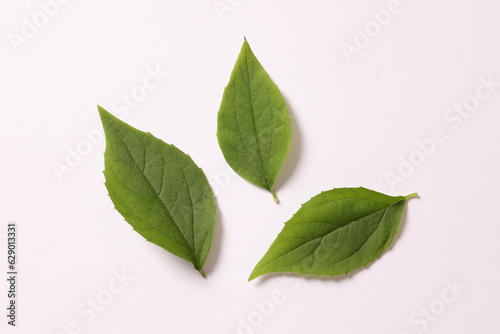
[248,273,257,282]
[97,105,114,126]
[97,104,107,115]
[242,37,252,51]
[405,192,419,200]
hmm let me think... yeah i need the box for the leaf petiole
[270,188,280,203]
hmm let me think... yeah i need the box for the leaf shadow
[203,198,224,277]
[253,198,416,284]
[273,96,302,197]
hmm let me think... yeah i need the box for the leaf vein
[115,136,194,254]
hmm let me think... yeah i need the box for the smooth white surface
[1,0,499,333]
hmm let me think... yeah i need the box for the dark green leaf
[99,106,216,277]
[217,39,292,202]
[249,187,417,280]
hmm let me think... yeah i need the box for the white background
[1,0,499,333]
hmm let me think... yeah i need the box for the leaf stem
[405,193,418,199]
[270,188,280,204]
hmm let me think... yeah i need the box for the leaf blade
[249,188,417,280]
[217,39,292,201]
[98,106,216,277]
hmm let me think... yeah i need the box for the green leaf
[98,106,216,278]
[249,188,417,280]
[217,39,292,202]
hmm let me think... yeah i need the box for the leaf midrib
[239,47,273,191]
[256,197,406,272]
[180,166,197,257]
[112,134,197,263]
